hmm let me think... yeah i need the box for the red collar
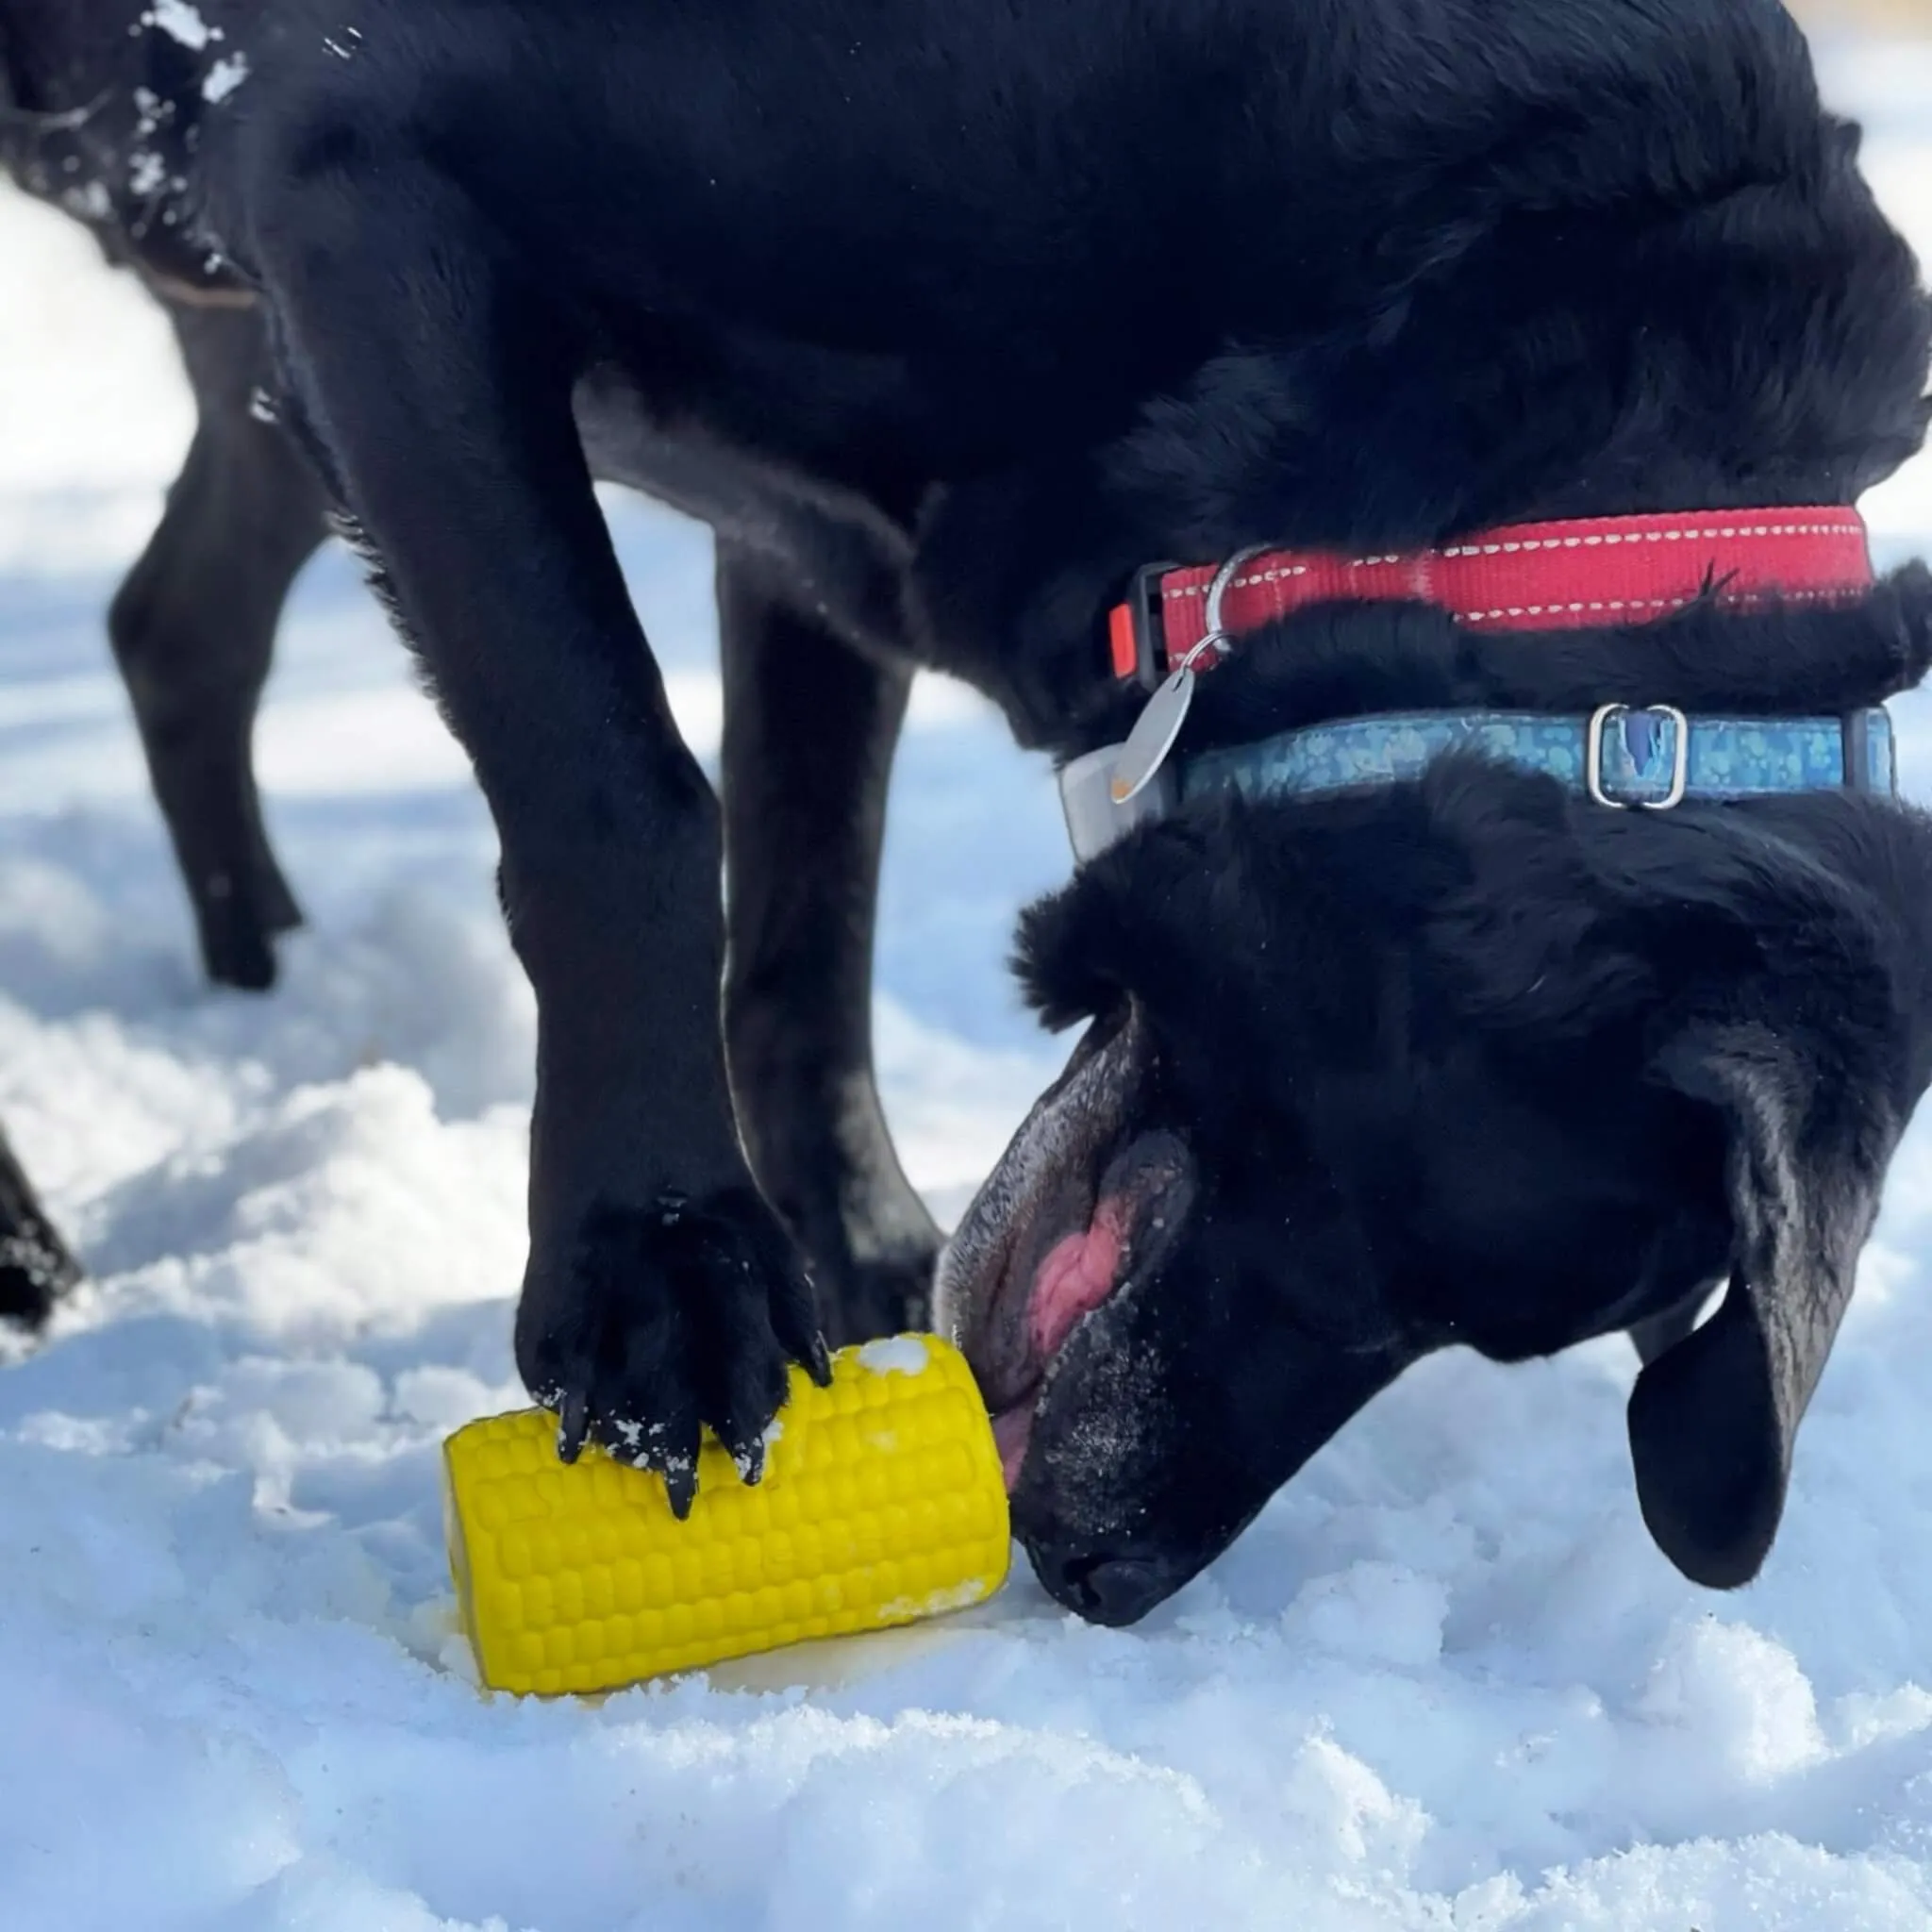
[1108,508,1875,683]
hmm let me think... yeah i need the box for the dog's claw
[722,1410,773,1489]
[805,1331,833,1387]
[663,1453,698,1520]
[557,1389,590,1462]
[767,1264,833,1387]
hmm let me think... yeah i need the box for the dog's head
[920,23,1932,1622]
[938,728,1932,1623]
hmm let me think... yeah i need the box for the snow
[141,0,224,53]
[6,37,1932,1930]
[856,1336,930,1377]
[128,151,169,198]
[203,55,252,106]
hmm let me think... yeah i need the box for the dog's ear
[1629,1020,1899,1590]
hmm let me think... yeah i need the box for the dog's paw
[198,858,303,994]
[514,1187,830,1516]
[818,1242,940,1348]
[0,1228,81,1335]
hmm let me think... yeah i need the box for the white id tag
[1108,665,1197,805]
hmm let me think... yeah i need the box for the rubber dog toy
[443,1334,1010,1693]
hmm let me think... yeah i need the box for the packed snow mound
[6,34,1932,1931]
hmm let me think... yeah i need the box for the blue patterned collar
[1060,704,1896,864]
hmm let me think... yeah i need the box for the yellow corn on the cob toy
[443,1334,1010,1694]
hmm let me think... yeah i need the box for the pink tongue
[1027,1204,1126,1361]
[992,1202,1128,1494]
[993,1407,1034,1491]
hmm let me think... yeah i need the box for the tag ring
[1107,542,1274,810]
[1190,544,1273,668]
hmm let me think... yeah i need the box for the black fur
[0,1130,78,1331]
[4,0,1931,1606]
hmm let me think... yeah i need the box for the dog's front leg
[248,172,824,1509]
[717,543,941,1343]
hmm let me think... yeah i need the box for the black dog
[7,0,1932,1618]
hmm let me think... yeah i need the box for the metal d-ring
[1191,543,1274,665]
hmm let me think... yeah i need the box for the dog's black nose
[1043,1553,1178,1626]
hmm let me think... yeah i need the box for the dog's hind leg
[109,303,327,992]
[0,1129,80,1333]
[718,543,941,1344]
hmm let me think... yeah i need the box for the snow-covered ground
[5,34,1932,1931]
